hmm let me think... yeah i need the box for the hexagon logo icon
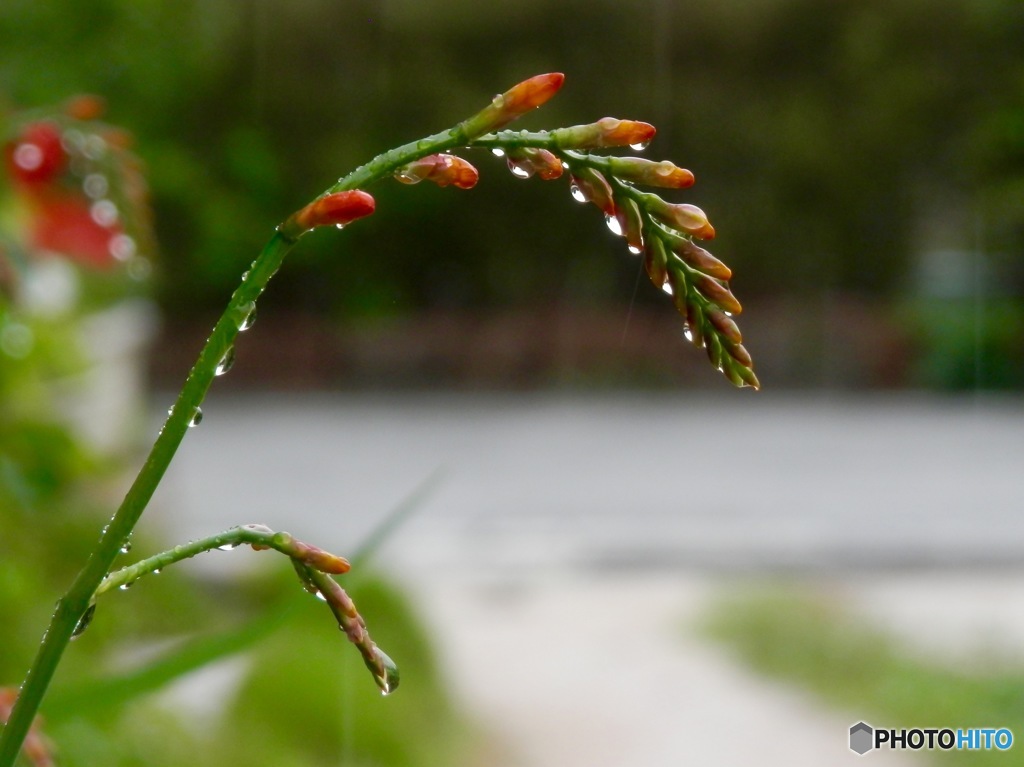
[850,722,874,755]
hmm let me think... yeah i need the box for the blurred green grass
[702,585,1024,765]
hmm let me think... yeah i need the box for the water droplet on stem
[188,407,203,427]
[238,303,257,331]
[71,604,96,639]
[215,347,236,376]
[508,161,532,179]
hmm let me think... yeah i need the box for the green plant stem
[0,122,487,767]
[95,524,323,596]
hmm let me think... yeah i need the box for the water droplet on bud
[491,148,505,157]
[335,223,346,230]
[661,282,674,296]
[605,215,624,237]
[119,581,133,591]
[570,184,586,203]
[628,244,643,255]
[371,648,400,696]
[629,141,650,151]
[683,325,694,342]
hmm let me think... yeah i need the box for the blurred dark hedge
[3,0,1022,387]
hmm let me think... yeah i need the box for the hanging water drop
[661,282,674,296]
[217,542,239,551]
[628,244,643,255]
[683,325,694,342]
[238,303,257,331]
[371,648,400,696]
[153,568,162,575]
[314,591,327,602]
[71,604,97,639]
[570,184,586,203]
[491,148,505,157]
[188,407,203,427]
[508,162,531,179]
[605,215,624,237]
[629,141,650,151]
[120,539,132,554]
[119,581,133,591]
[215,346,236,376]
[335,223,346,230]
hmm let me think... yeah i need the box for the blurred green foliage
[2,0,1021,329]
[704,586,1024,765]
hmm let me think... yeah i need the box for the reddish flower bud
[671,237,731,279]
[644,236,669,288]
[570,167,616,216]
[707,308,743,344]
[4,121,67,185]
[396,153,478,189]
[294,542,351,574]
[283,190,376,238]
[506,147,563,180]
[607,157,695,189]
[596,117,656,148]
[64,94,106,121]
[694,273,742,315]
[726,342,753,367]
[648,199,715,240]
[462,72,566,139]
[615,197,644,253]
[553,117,657,150]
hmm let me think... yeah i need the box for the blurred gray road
[154,392,1024,573]
[153,392,1022,766]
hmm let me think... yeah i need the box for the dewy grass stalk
[0,72,757,765]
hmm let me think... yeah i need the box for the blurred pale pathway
[155,392,1022,765]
